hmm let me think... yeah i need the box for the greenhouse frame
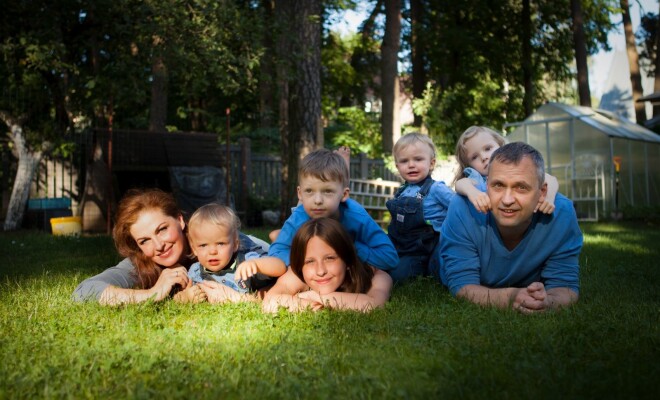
[504,102,660,221]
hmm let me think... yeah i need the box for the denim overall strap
[386,176,438,256]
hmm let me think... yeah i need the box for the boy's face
[394,142,436,184]
[188,221,239,272]
[297,174,349,220]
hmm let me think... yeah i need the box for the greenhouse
[504,102,660,220]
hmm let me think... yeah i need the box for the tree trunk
[0,113,44,231]
[654,1,660,117]
[410,0,426,128]
[149,54,168,132]
[381,0,401,154]
[275,0,294,221]
[521,0,534,117]
[571,0,591,107]
[290,0,323,158]
[259,0,276,128]
[621,0,647,125]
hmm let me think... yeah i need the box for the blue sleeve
[238,232,268,257]
[539,197,582,293]
[425,181,456,232]
[71,258,137,302]
[267,205,310,266]
[188,263,203,284]
[463,167,487,191]
[439,196,483,296]
[344,200,399,270]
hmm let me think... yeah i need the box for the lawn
[0,222,657,399]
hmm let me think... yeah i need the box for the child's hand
[197,281,241,303]
[468,191,491,214]
[297,291,329,311]
[235,261,260,285]
[173,284,207,304]
[535,198,555,214]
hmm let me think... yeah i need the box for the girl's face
[302,236,347,295]
[130,209,186,267]
[464,131,501,176]
[188,221,239,272]
[394,142,436,184]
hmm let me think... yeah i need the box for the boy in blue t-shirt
[268,149,399,271]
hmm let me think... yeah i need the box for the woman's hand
[149,266,190,301]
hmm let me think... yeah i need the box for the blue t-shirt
[439,193,582,296]
[394,180,455,232]
[268,198,399,270]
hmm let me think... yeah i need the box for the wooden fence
[1,131,401,228]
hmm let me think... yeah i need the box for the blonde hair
[187,203,241,245]
[453,126,506,184]
[299,149,350,188]
[393,132,436,162]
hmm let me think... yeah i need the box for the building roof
[535,102,660,144]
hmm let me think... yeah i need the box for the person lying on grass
[263,217,393,313]
[71,188,270,305]
[181,203,285,304]
[437,142,583,314]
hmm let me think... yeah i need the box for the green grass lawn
[0,222,658,399]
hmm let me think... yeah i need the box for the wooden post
[106,102,113,235]
[225,108,231,207]
[359,152,369,180]
[239,137,251,216]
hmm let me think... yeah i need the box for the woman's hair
[453,125,506,184]
[393,132,436,162]
[289,218,373,294]
[187,203,240,246]
[112,188,184,289]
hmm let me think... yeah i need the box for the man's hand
[512,282,579,314]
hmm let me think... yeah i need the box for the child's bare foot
[335,146,351,169]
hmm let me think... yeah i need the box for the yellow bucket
[50,216,82,236]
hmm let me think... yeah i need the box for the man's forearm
[456,284,519,308]
[545,287,579,309]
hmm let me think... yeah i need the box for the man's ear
[341,187,350,202]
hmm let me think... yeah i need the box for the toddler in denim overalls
[386,133,455,283]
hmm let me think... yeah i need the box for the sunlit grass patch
[0,222,658,399]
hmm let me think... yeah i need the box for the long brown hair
[290,218,373,294]
[112,188,186,289]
